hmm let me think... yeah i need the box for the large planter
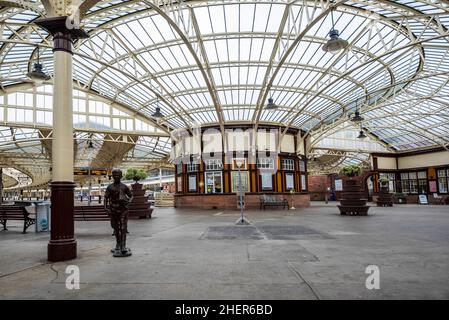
[338,178,370,216]
[376,185,393,207]
[128,182,153,219]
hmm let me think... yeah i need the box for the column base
[48,181,77,262]
[48,239,77,262]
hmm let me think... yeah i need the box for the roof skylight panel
[158,74,185,93]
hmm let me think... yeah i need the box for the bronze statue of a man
[104,169,133,257]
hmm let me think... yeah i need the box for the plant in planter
[337,165,369,215]
[124,168,147,184]
[377,176,393,207]
[124,168,152,219]
[378,176,389,187]
[339,165,362,178]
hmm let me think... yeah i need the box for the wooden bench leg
[0,219,7,231]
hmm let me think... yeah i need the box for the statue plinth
[112,248,132,257]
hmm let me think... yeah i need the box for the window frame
[205,171,223,194]
[257,157,275,169]
[437,169,448,193]
[282,159,295,171]
[205,159,223,171]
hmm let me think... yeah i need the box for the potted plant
[377,176,394,207]
[125,168,148,190]
[125,168,147,183]
[378,176,389,188]
[339,165,362,179]
[124,168,152,219]
[337,165,369,215]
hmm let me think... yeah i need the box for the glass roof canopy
[0,0,449,155]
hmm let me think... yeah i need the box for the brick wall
[174,193,310,210]
[308,175,332,201]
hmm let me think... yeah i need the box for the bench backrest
[74,205,109,220]
[0,205,29,219]
[262,194,283,203]
[80,206,107,213]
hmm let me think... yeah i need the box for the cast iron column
[0,168,3,204]
[35,17,88,262]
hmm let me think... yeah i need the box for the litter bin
[35,201,51,232]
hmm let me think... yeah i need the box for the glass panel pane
[301,175,306,191]
[417,171,427,179]
[438,178,448,193]
[286,173,294,190]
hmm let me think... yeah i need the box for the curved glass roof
[1,0,449,180]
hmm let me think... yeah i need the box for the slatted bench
[74,205,109,221]
[260,195,289,210]
[0,205,36,234]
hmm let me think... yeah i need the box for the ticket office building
[173,126,310,209]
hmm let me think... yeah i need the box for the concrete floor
[0,202,448,300]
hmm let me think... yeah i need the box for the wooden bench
[74,205,109,221]
[0,205,36,234]
[260,194,289,210]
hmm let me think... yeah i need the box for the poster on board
[188,175,196,192]
[286,173,294,190]
[429,181,437,193]
[335,179,343,191]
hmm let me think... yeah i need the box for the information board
[335,179,343,191]
[74,168,108,176]
[418,194,428,205]
[188,175,196,192]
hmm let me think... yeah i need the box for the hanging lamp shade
[351,110,364,122]
[265,97,277,110]
[27,62,50,84]
[152,106,164,118]
[357,130,367,139]
[322,29,348,54]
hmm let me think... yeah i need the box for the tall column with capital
[34,17,88,262]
